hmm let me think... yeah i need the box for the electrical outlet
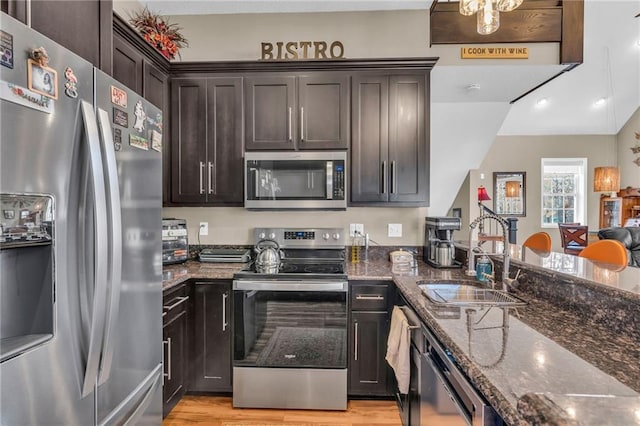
[349,223,364,237]
[199,222,209,236]
[388,223,402,237]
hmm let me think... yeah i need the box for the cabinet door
[245,76,296,150]
[163,309,187,417]
[388,75,428,203]
[600,198,622,228]
[11,0,112,72]
[348,311,390,396]
[192,283,232,392]
[112,33,144,94]
[143,61,168,109]
[206,78,244,205]
[351,75,389,203]
[298,74,349,150]
[171,78,207,203]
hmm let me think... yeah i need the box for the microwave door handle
[250,168,259,197]
[326,161,333,200]
[96,108,123,386]
[79,101,110,398]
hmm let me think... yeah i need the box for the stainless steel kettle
[254,239,282,274]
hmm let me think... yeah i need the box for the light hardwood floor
[163,396,402,426]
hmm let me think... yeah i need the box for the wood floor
[163,396,402,426]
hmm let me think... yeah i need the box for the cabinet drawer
[350,283,390,311]
[163,283,189,324]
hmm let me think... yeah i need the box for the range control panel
[254,227,345,248]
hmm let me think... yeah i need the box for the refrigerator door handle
[96,108,123,386]
[79,101,110,398]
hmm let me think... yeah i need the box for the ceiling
[136,0,639,136]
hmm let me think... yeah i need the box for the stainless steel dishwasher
[399,302,503,426]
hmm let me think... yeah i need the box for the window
[541,158,587,227]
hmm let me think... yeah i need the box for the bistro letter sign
[261,41,345,60]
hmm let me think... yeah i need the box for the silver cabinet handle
[208,161,214,194]
[222,292,228,332]
[356,295,384,300]
[79,101,109,399]
[381,161,387,194]
[96,108,123,387]
[391,160,397,194]
[163,296,189,312]
[300,107,304,142]
[288,107,292,142]
[163,338,172,381]
[354,322,359,361]
[199,161,205,194]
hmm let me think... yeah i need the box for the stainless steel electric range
[232,227,348,410]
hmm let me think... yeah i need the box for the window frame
[540,158,587,228]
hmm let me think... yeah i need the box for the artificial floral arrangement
[129,7,188,60]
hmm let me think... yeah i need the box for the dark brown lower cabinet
[191,281,232,392]
[162,284,189,417]
[348,281,392,396]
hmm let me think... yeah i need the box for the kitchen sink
[418,283,527,308]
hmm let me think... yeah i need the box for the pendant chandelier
[459,0,524,35]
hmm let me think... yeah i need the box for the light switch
[388,223,402,237]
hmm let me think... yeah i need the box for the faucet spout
[467,212,511,291]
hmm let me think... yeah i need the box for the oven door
[244,152,346,209]
[233,280,348,368]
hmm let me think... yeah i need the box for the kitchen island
[163,245,640,425]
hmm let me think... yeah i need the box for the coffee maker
[423,216,462,268]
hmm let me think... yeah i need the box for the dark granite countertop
[164,254,640,425]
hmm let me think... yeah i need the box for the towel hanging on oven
[385,306,411,394]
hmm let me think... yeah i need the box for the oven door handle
[233,280,347,292]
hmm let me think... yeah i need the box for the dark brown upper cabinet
[171,77,243,206]
[351,73,429,206]
[245,73,349,150]
[3,0,112,73]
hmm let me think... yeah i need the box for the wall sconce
[505,181,520,198]
[593,166,620,198]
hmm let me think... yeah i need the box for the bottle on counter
[476,255,492,282]
[351,232,363,263]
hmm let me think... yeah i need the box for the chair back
[578,239,628,267]
[522,232,552,252]
[558,224,588,254]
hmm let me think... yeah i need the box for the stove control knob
[258,232,266,239]
[268,232,276,239]
[332,232,341,240]
[322,232,330,240]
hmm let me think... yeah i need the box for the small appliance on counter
[162,218,188,265]
[424,217,462,268]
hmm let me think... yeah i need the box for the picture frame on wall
[27,59,58,99]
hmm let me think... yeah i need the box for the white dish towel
[385,306,411,394]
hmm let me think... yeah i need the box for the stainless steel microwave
[244,151,347,209]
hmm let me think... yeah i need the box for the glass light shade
[477,0,500,35]
[593,166,620,192]
[497,0,523,12]
[460,0,482,16]
[505,181,520,198]
[478,186,491,201]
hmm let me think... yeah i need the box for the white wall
[471,135,617,251]
[617,107,640,188]
[163,207,428,246]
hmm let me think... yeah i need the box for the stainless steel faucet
[466,212,511,291]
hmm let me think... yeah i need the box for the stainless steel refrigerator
[0,13,162,425]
